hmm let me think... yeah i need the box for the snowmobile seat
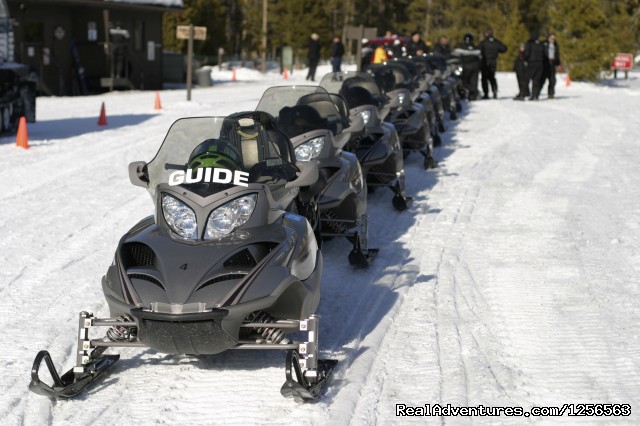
[340,86,376,109]
[267,128,297,165]
[296,93,342,135]
[277,105,328,138]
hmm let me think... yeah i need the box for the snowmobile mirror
[285,161,319,189]
[128,161,149,188]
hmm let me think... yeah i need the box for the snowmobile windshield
[145,116,298,198]
[256,85,343,137]
[367,66,397,93]
[320,72,385,109]
[393,60,421,83]
[384,62,414,90]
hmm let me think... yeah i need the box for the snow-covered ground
[1,64,639,425]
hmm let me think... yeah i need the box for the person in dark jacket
[479,29,507,99]
[524,30,545,100]
[543,33,561,99]
[306,33,321,81]
[452,33,482,100]
[330,35,345,73]
[406,31,429,56]
[433,35,451,58]
[513,43,530,100]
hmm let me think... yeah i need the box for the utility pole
[261,0,267,74]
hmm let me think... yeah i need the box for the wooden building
[7,0,183,95]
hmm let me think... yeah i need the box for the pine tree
[162,0,228,58]
[549,0,609,80]
[498,0,528,71]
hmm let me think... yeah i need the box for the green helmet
[187,139,243,170]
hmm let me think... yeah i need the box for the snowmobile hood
[110,209,318,308]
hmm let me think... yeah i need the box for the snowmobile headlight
[352,162,364,192]
[162,194,198,240]
[294,137,325,161]
[398,92,406,106]
[358,109,371,126]
[205,194,257,240]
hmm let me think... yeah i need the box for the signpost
[611,53,633,79]
[345,25,377,71]
[176,25,207,100]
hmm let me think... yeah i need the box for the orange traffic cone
[98,102,107,126]
[15,116,29,149]
[565,73,571,87]
[154,91,162,110]
[231,67,237,82]
[283,67,289,80]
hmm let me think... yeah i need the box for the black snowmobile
[423,54,463,121]
[29,111,336,402]
[319,71,411,211]
[256,85,378,267]
[367,63,437,169]
[411,55,448,135]
[394,57,443,146]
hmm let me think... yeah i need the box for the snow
[1,64,640,424]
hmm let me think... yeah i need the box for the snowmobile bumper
[129,306,236,355]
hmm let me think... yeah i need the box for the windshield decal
[168,168,250,187]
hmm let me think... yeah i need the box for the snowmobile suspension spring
[106,315,137,342]
[245,311,288,344]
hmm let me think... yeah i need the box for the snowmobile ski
[348,231,379,268]
[29,348,119,399]
[281,350,338,402]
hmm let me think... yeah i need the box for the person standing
[330,35,345,73]
[513,43,530,100]
[544,33,561,99]
[479,29,507,99]
[306,33,321,81]
[406,31,429,56]
[524,31,545,100]
[433,35,451,58]
[452,33,481,100]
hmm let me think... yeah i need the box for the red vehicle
[361,36,409,66]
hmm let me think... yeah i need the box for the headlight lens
[162,194,198,240]
[398,92,406,106]
[294,137,325,161]
[205,194,257,240]
[358,109,371,126]
[352,163,364,192]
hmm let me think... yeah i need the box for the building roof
[105,0,183,7]
[7,0,183,11]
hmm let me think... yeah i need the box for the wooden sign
[176,25,207,41]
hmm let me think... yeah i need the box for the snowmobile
[367,63,437,169]
[391,58,443,146]
[29,111,337,402]
[411,55,446,134]
[423,54,463,121]
[319,71,411,211]
[256,85,378,267]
